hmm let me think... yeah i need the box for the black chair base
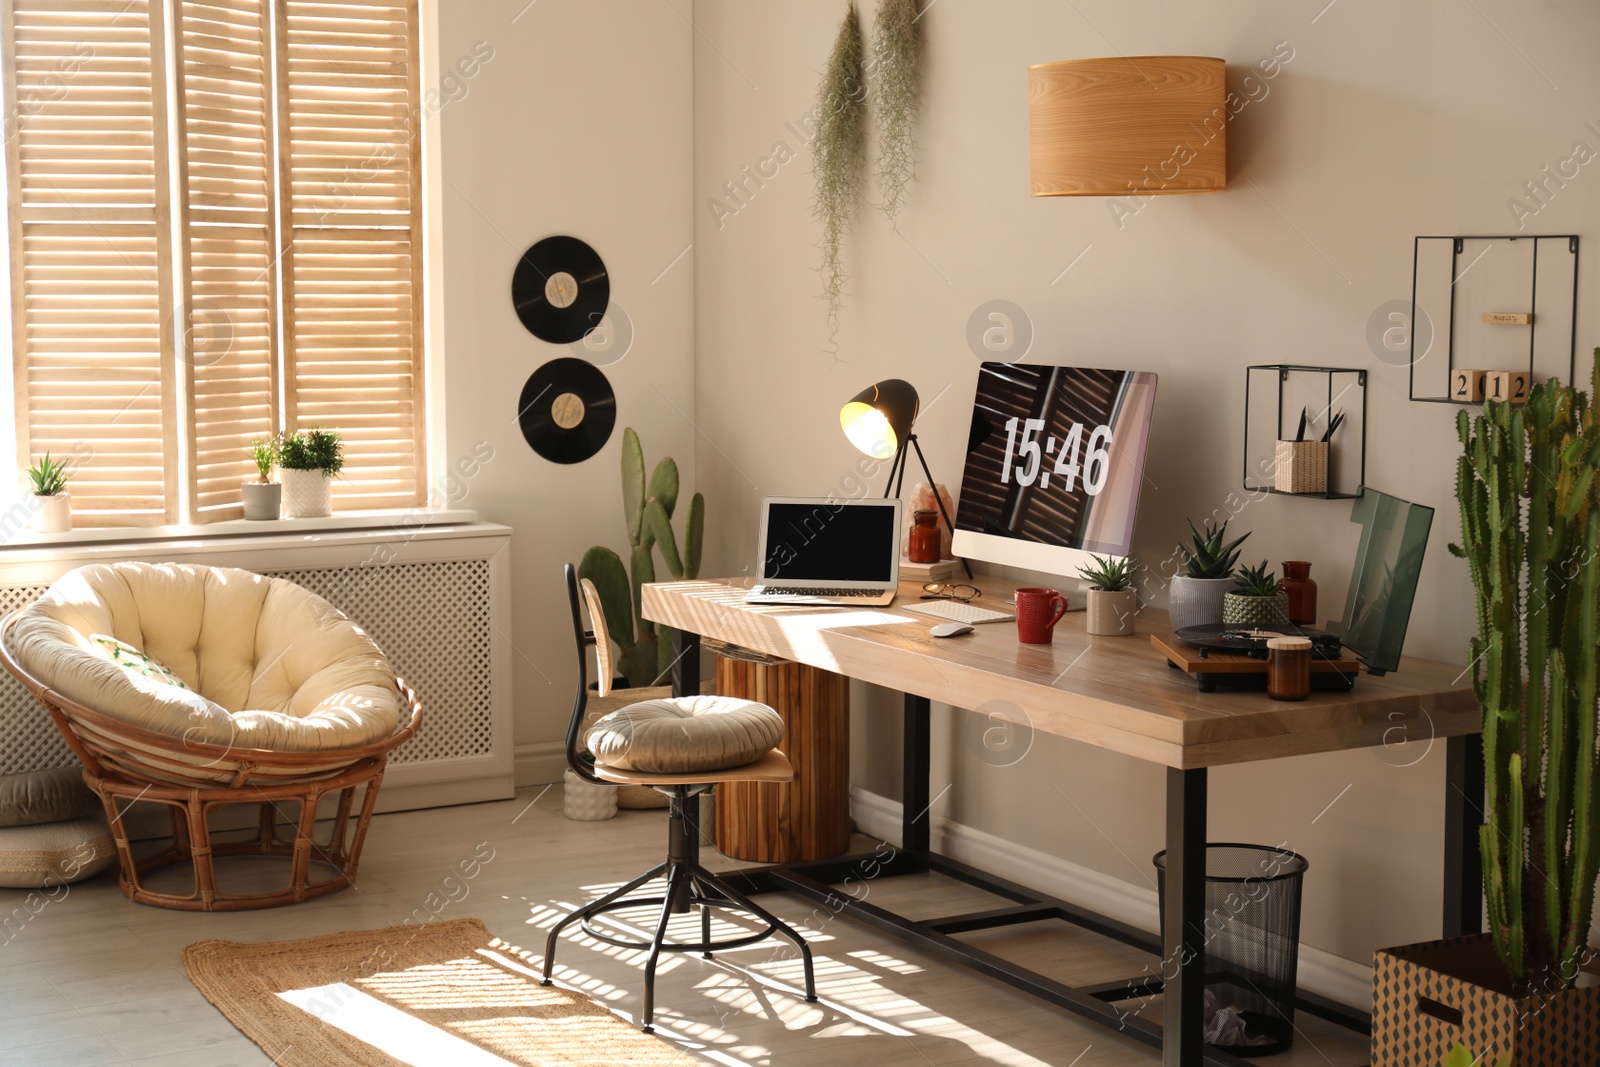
[541,784,818,1032]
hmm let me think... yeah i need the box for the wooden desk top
[641,576,1480,770]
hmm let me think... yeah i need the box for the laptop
[746,497,902,606]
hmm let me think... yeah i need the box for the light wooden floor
[0,786,1373,1066]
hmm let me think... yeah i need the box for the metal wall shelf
[1243,365,1367,500]
[1408,234,1579,404]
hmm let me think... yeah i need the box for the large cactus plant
[1450,354,1600,991]
[579,428,704,687]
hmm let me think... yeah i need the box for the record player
[1153,489,1436,693]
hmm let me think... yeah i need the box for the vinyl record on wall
[511,235,610,344]
[517,356,616,464]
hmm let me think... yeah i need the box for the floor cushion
[0,768,98,828]
[0,815,115,888]
[586,694,784,774]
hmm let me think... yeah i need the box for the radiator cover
[0,521,514,813]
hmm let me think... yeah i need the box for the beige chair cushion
[0,768,98,828]
[8,562,399,754]
[0,815,115,888]
[586,694,784,774]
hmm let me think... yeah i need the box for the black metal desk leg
[671,629,701,699]
[903,694,931,852]
[1444,733,1485,937]
[1164,767,1207,1067]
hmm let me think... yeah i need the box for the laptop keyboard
[753,586,888,598]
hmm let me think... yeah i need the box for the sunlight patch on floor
[278,982,521,1066]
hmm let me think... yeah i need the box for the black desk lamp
[839,378,972,580]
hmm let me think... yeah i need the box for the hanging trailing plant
[813,2,866,346]
[871,0,921,228]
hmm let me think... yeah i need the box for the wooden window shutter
[2,0,179,525]
[172,0,280,520]
[277,0,424,510]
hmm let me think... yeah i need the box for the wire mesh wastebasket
[1154,843,1309,1056]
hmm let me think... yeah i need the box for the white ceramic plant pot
[1167,576,1234,631]
[1086,588,1138,636]
[280,468,332,518]
[563,768,617,822]
[240,481,281,521]
[32,492,70,534]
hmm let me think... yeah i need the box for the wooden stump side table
[710,643,850,863]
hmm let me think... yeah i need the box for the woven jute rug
[183,917,704,1066]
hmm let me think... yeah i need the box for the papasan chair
[0,562,421,911]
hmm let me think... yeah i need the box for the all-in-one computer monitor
[952,362,1158,601]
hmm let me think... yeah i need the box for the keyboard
[901,600,1015,625]
[752,587,886,598]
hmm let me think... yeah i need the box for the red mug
[1015,587,1068,644]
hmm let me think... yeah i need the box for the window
[2,0,424,525]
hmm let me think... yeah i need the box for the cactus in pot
[1450,360,1600,992]
[579,428,704,688]
[1222,560,1291,626]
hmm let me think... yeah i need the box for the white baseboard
[849,786,1372,1011]
[516,742,568,787]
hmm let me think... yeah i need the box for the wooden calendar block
[1485,370,1531,405]
[1450,369,1487,403]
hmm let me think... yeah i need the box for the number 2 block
[1484,370,1531,405]
[1449,370,1487,403]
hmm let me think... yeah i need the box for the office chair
[541,564,817,1031]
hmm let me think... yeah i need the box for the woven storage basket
[1274,440,1328,495]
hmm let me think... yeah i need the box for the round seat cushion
[0,768,98,828]
[0,815,116,888]
[586,694,784,774]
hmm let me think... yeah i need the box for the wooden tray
[1150,631,1361,693]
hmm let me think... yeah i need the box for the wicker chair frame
[0,612,422,911]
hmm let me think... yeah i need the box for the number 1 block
[1449,370,1487,403]
[1484,370,1531,405]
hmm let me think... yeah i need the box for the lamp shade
[840,379,919,460]
[1029,56,1225,197]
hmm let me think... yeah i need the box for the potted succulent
[1370,366,1600,1066]
[1078,554,1141,636]
[26,453,71,534]
[1168,518,1249,630]
[241,434,281,520]
[278,429,342,518]
[1222,560,1291,626]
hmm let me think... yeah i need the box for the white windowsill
[0,507,481,552]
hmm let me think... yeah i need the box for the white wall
[689,0,1599,966]
[434,0,695,781]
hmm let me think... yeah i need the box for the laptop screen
[761,501,897,583]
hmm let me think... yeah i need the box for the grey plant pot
[240,481,281,521]
[1222,591,1291,626]
[1168,576,1235,630]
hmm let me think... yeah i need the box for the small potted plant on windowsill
[27,453,71,534]
[241,434,281,520]
[1222,560,1291,626]
[1168,518,1249,630]
[278,429,342,519]
[1078,554,1141,636]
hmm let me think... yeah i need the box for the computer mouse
[930,622,975,638]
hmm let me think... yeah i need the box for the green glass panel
[1330,488,1435,675]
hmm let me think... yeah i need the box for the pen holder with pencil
[1274,440,1328,495]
